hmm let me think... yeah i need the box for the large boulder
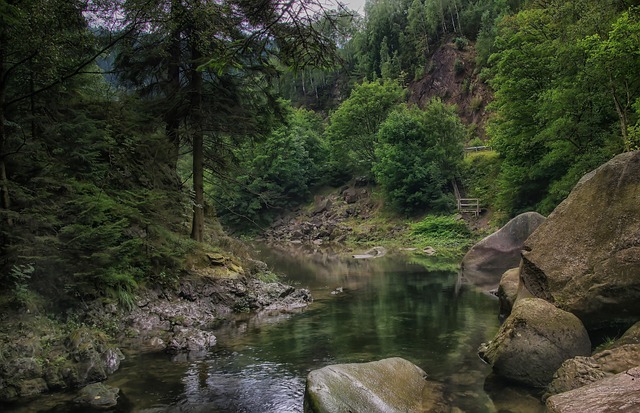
[496,267,520,317]
[304,357,447,413]
[520,151,640,330]
[479,298,591,387]
[461,212,545,289]
[546,321,640,398]
[545,357,610,398]
[546,367,640,413]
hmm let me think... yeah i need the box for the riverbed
[4,246,545,412]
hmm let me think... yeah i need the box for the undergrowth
[408,215,474,257]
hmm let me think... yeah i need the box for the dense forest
[1,0,640,311]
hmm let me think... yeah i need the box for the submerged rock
[546,367,640,413]
[479,298,591,387]
[519,151,640,331]
[304,357,447,413]
[461,212,545,289]
[74,383,120,409]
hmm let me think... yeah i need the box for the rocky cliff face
[519,151,640,331]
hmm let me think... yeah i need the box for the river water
[6,245,546,412]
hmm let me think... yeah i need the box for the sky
[340,0,367,15]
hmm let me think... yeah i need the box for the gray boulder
[520,151,640,330]
[545,357,610,398]
[461,212,545,289]
[304,357,447,413]
[497,267,520,317]
[479,298,591,387]
[546,321,640,398]
[546,367,640,413]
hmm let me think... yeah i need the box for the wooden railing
[452,180,481,216]
[457,198,480,216]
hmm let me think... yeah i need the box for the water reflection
[3,246,546,412]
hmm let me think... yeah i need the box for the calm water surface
[6,245,546,412]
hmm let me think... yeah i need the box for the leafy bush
[215,106,329,231]
[373,100,465,214]
[460,151,501,209]
[454,37,469,50]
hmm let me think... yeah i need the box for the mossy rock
[304,357,448,413]
[479,298,591,387]
[520,151,640,331]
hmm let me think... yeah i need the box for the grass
[407,215,475,257]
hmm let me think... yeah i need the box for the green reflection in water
[2,248,546,413]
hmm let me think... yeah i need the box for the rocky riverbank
[0,254,311,403]
[477,151,640,411]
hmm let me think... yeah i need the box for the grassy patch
[408,215,474,257]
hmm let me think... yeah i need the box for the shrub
[454,37,469,51]
[454,59,465,75]
[373,100,465,214]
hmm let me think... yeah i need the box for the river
[5,245,545,412]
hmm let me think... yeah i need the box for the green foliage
[410,215,472,252]
[460,151,501,208]
[373,100,465,214]
[7,264,36,309]
[454,37,469,50]
[581,7,640,151]
[485,0,637,217]
[470,95,484,113]
[325,79,406,179]
[215,106,328,231]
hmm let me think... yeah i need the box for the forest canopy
[1,0,640,308]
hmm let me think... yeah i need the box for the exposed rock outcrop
[0,323,125,401]
[546,367,640,413]
[519,151,640,331]
[479,298,591,387]
[461,212,545,289]
[0,264,312,402]
[122,274,311,355]
[304,357,448,413]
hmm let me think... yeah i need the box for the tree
[485,0,635,216]
[214,105,328,230]
[373,100,465,214]
[582,8,640,151]
[114,0,342,241]
[325,79,406,178]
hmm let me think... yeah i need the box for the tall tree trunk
[0,29,12,225]
[453,0,462,34]
[165,0,182,169]
[190,45,205,242]
[609,74,631,151]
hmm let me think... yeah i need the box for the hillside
[408,37,492,140]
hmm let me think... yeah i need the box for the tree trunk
[0,28,12,225]
[609,74,630,151]
[165,0,182,169]
[190,44,205,242]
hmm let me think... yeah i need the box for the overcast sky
[340,0,367,15]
